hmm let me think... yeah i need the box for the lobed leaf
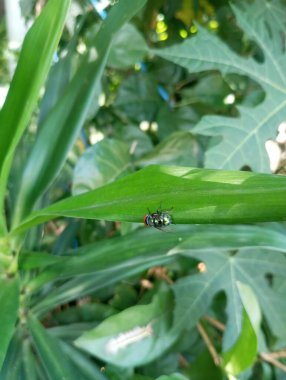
[155,0,286,172]
[173,248,286,350]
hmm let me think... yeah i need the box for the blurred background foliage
[1,0,286,379]
[10,0,268,243]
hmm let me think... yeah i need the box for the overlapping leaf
[173,248,286,350]
[72,139,131,195]
[156,0,286,172]
[0,276,20,369]
[12,0,147,227]
[75,292,177,367]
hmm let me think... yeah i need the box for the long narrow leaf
[11,165,286,235]
[12,0,147,227]
[31,255,175,317]
[0,328,22,378]
[26,224,286,294]
[22,339,37,380]
[0,0,70,219]
[0,276,20,370]
[27,314,80,380]
[27,226,190,292]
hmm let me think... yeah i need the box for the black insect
[144,207,172,230]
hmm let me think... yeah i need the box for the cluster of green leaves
[1,0,286,379]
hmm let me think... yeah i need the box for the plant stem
[197,322,221,366]
[204,315,225,332]
[260,352,286,372]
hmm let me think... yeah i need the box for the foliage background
[1,0,286,379]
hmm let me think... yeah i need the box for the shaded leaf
[108,23,148,69]
[27,226,189,291]
[60,341,109,380]
[75,292,178,367]
[184,349,223,380]
[155,0,286,172]
[0,330,23,379]
[0,275,20,370]
[73,138,131,195]
[173,249,286,350]
[23,339,37,380]
[222,283,259,376]
[28,314,79,380]
[132,375,153,380]
[38,41,74,126]
[114,125,153,159]
[31,253,174,317]
[19,251,66,270]
[180,73,231,110]
[156,375,189,380]
[12,0,147,227]
[0,0,70,210]
[115,72,162,123]
[136,132,200,167]
[168,225,286,254]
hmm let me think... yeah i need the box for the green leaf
[0,0,70,214]
[135,132,200,167]
[185,349,223,380]
[180,73,231,110]
[0,275,20,370]
[155,0,286,172]
[28,224,286,319]
[0,330,23,379]
[132,375,153,380]
[72,138,131,195]
[222,282,260,376]
[19,251,66,270]
[108,23,148,69]
[27,314,79,380]
[156,375,189,380]
[114,125,153,159]
[173,248,286,350]
[23,339,37,380]
[115,72,162,123]
[12,0,147,227]
[75,292,178,367]
[60,342,109,380]
[236,282,262,335]
[27,226,187,292]
[38,42,73,127]
[156,104,198,139]
[168,225,286,254]
[28,224,286,293]
[11,165,286,235]
[32,255,175,317]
